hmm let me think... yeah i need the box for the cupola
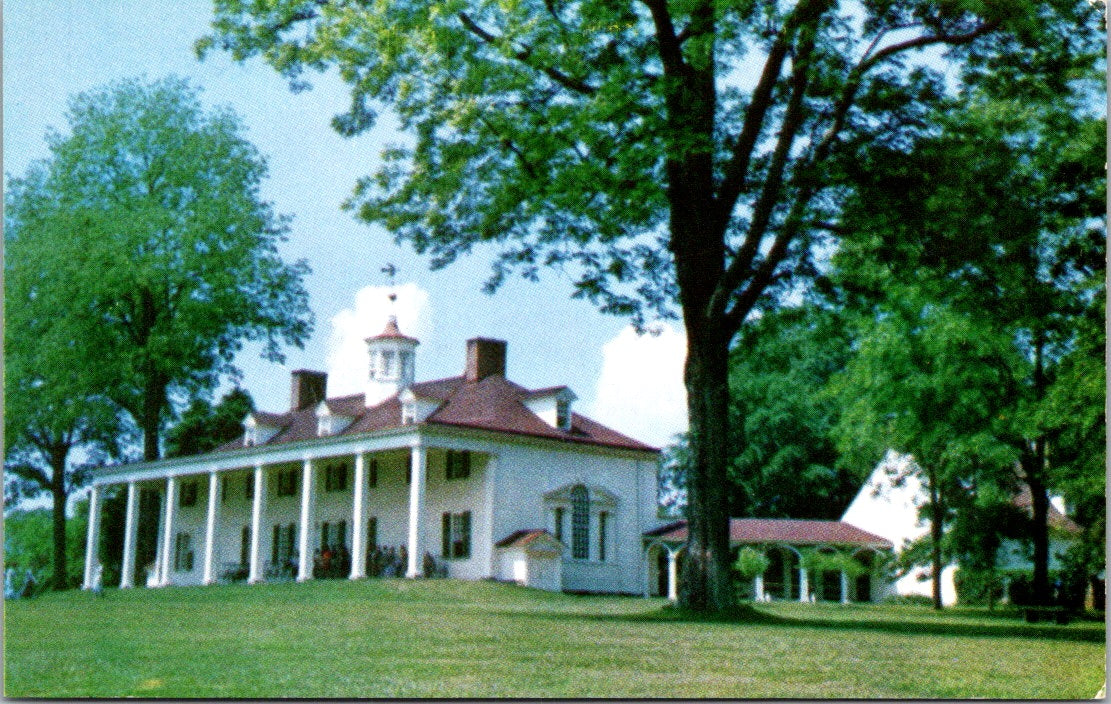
[364,315,419,407]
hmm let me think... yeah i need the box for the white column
[297,459,315,582]
[248,465,267,584]
[159,477,177,586]
[840,570,850,604]
[799,568,809,603]
[406,443,426,578]
[83,486,102,589]
[350,453,368,580]
[119,482,139,588]
[202,472,221,585]
[667,550,679,601]
[754,573,765,602]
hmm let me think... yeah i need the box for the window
[272,523,296,565]
[598,511,608,562]
[240,526,250,566]
[570,484,590,560]
[174,533,194,571]
[446,450,471,480]
[321,520,348,550]
[556,399,571,430]
[368,459,379,488]
[179,481,198,507]
[277,468,298,497]
[382,350,396,378]
[245,475,254,501]
[366,517,378,551]
[400,351,414,379]
[325,463,348,492]
[441,511,472,559]
[554,507,565,543]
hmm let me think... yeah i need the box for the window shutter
[461,512,472,559]
[461,452,471,478]
[442,513,451,558]
[369,460,378,487]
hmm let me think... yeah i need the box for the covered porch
[83,433,494,590]
[642,518,892,604]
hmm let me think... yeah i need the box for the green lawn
[3,579,1104,698]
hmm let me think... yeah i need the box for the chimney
[465,338,507,382]
[290,369,327,411]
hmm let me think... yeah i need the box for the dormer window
[524,387,577,430]
[402,401,416,425]
[243,414,280,447]
[556,399,571,430]
[316,402,354,437]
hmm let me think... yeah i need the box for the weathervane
[381,263,398,304]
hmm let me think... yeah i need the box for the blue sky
[4,0,688,449]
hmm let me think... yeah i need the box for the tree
[3,229,124,588]
[832,86,1105,605]
[3,508,89,591]
[201,0,1101,611]
[663,305,861,520]
[829,292,1018,609]
[165,388,256,458]
[4,76,314,464]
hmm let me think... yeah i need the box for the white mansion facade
[82,319,664,594]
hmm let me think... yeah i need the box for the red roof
[495,529,562,549]
[645,519,891,548]
[1012,487,1082,534]
[366,317,418,344]
[214,374,657,455]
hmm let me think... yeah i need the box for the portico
[82,434,479,590]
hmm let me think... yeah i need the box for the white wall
[490,442,662,594]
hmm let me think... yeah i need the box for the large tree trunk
[49,446,69,591]
[678,327,735,612]
[1025,446,1052,606]
[928,475,944,610]
[141,371,168,462]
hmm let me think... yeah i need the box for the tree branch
[709,14,820,321]
[457,12,597,96]
[714,0,832,228]
[641,0,686,77]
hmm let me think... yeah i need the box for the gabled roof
[213,374,657,455]
[495,529,563,549]
[645,519,892,549]
[1012,487,1082,534]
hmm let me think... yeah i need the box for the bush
[954,569,1005,607]
[882,594,934,607]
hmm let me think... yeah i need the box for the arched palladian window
[570,484,590,560]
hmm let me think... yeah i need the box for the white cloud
[325,283,431,396]
[590,324,688,449]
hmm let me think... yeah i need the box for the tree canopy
[200,0,1103,611]
[5,76,314,463]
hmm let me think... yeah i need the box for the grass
[3,579,1105,698]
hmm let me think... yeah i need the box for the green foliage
[165,388,255,458]
[3,509,88,591]
[800,549,867,578]
[199,0,1103,611]
[734,547,771,580]
[726,305,861,518]
[5,76,313,462]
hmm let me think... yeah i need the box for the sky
[4,0,689,451]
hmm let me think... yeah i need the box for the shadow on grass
[502,603,1105,644]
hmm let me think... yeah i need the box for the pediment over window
[243,413,283,447]
[315,401,355,436]
[543,483,617,508]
